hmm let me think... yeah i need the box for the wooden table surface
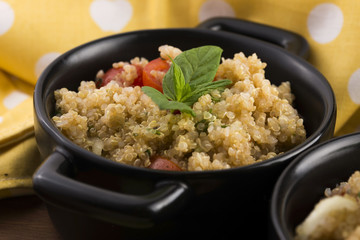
[0,195,62,240]
[0,193,268,239]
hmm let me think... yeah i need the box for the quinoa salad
[52,45,306,171]
[295,171,360,240]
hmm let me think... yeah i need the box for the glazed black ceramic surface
[270,133,360,240]
[33,18,336,240]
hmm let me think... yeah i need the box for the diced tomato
[131,65,144,87]
[142,58,170,92]
[148,156,182,171]
[97,64,143,88]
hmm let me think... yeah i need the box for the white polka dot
[0,1,15,36]
[0,116,3,124]
[307,3,343,44]
[348,69,360,104]
[198,0,235,22]
[35,52,61,79]
[3,90,29,109]
[90,0,133,32]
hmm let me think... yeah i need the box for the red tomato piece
[131,65,144,87]
[142,58,170,92]
[97,64,143,88]
[148,156,182,171]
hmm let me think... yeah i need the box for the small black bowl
[33,17,336,240]
[270,132,360,239]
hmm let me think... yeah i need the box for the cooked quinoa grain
[52,45,306,171]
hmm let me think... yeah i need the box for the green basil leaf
[142,86,195,116]
[182,79,232,105]
[163,101,195,116]
[173,61,185,101]
[162,65,176,101]
[143,46,229,117]
[172,60,191,102]
[142,86,172,106]
[174,45,223,87]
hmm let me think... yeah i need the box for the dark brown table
[0,195,62,240]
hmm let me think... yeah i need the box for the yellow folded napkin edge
[0,97,34,148]
[0,135,42,199]
[0,94,41,199]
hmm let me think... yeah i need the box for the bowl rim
[34,27,337,177]
[270,132,360,239]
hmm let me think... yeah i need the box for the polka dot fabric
[0,0,359,197]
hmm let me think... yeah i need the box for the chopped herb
[142,46,232,117]
[87,125,94,134]
[145,149,152,157]
[195,119,210,133]
[54,107,62,116]
[221,125,228,128]
[95,77,103,88]
[211,96,222,103]
[146,128,162,135]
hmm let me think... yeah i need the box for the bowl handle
[197,17,309,59]
[33,150,192,228]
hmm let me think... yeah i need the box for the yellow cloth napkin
[0,0,359,198]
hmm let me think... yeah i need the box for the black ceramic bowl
[33,18,336,240]
[270,132,360,239]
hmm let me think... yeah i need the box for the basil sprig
[142,46,232,116]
